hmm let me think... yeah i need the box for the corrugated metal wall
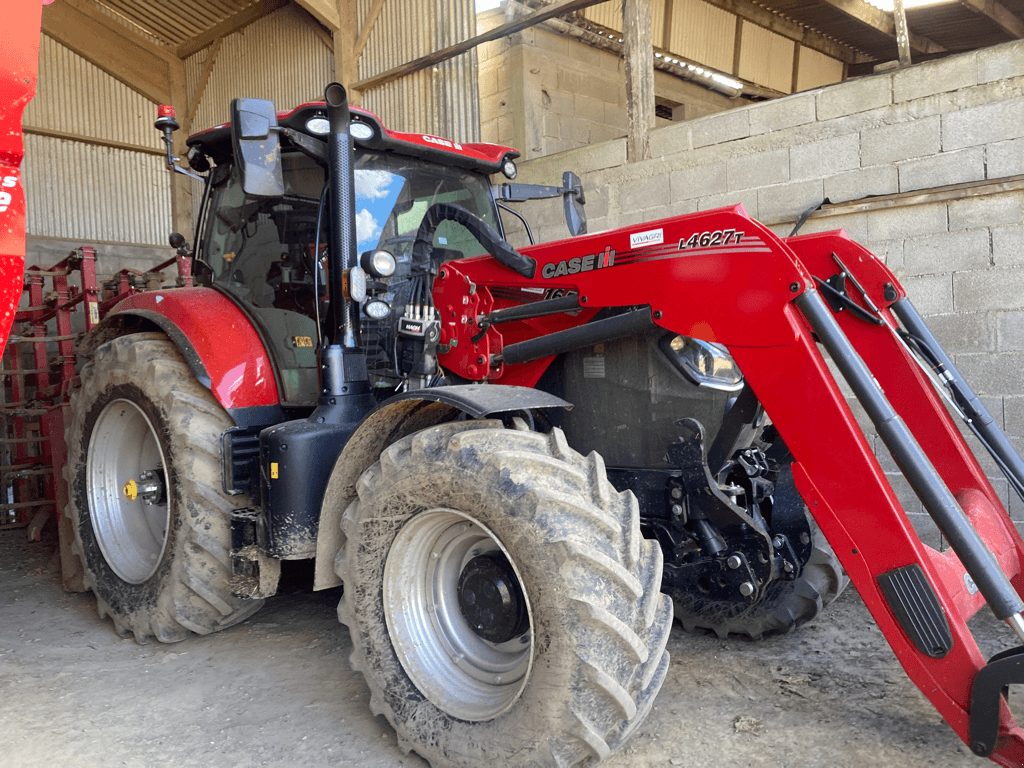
[184,5,332,135]
[797,46,845,92]
[738,23,795,94]
[22,35,171,246]
[356,0,480,144]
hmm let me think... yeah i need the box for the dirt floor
[0,526,1017,768]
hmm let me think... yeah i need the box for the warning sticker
[583,356,605,379]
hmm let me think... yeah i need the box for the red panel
[112,288,280,409]
[0,0,43,351]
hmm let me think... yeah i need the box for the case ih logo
[541,246,616,279]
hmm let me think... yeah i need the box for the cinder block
[823,165,899,205]
[949,191,1024,231]
[697,188,759,220]
[954,351,1024,395]
[903,228,990,276]
[747,93,816,136]
[670,162,727,203]
[691,108,750,149]
[573,94,606,125]
[865,238,904,270]
[954,268,1024,312]
[479,67,498,98]
[798,211,870,243]
[756,179,825,225]
[603,103,628,130]
[1005,396,1024,438]
[816,74,892,121]
[548,89,574,117]
[866,202,947,241]
[992,225,1024,268]
[542,113,560,140]
[532,27,568,58]
[887,473,926,516]
[904,274,954,314]
[790,134,859,182]
[977,40,1024,84]
[922,311,994,354]
[562,116,591,145]
[727,147,789,192]
[989,137,1024,178]
[649,122,693,157]
[861,116,941,166]
[942,97,1024,151]
[893,53,977,103]
[898,147,985,193]
[905,511,942,549]
[589,123,626,145]
[620,174,672,215]
[997,310,1024,351]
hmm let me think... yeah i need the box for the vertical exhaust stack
[324,82,360,349]
[257,84,375,562]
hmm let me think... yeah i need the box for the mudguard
[312,385,571,590]
[106,288,280,410]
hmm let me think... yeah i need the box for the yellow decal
[123,479,138,501]
[88,301,100,326]
[292,336,313,348]
[271,462,279,480]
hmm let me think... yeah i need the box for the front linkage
[437,208,1024,765]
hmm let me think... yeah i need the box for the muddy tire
[335,420,672,767]
[64,333,262,643]
[668,513,847,640]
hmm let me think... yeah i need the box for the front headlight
[661,335,744,392]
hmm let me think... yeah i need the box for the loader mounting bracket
[970,645,1024,756]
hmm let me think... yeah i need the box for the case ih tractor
[60,82,1024,766]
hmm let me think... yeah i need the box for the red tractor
[63,83,1024,767]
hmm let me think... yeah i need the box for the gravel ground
[0,526,1017,768]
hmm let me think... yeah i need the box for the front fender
[312,385,571,590]
[102,288,280,410]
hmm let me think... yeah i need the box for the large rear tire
[64,333,263,643]
[335,420,672,767]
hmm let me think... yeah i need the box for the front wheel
[335,420,672,767]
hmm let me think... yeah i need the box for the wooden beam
[42,0,173,104]
[181,38,222,135]
[168,60,193,239]
[893,0,913,65]
[294,0,341,30]
[290,2,335,48]
[23,126,164,156]
[334,0,360,102]
[661,0,676,51]
[732,16,743,76]
[352,0,607,92]
[624,0,654,162]
[701,0,870,64]
[818,0,946,54]
[176,0,290,58]
[791,38,801,92]
[353,0,388,61]
[958,0,1024,38]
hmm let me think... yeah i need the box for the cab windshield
[200,149,498,405]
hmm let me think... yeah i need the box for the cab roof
[187,101,519,176]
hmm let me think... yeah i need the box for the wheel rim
[383,508,534,721]
[86,398,170,584]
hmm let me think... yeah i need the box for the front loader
[60,81,1024,766]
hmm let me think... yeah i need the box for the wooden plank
[701,0,868,64]
[958,0,1024,39]
[732,16,743,76]
[182,38,223,135]
[352,0,607,92]
[42,0,172,104]
[334,0,359,101]
[893,0,912,66]
[661,0,676,50]
[23,126,164,156]
[818,0,946,54]
[353,0,388,61]
[176,0,290,58]
[791,38,801,93]
[293,0,341,30]
[624,0,654,163]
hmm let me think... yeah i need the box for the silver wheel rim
[383,508,534,721]
[86,398,170,584]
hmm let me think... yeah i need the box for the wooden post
[892,0,913,67]
[335,0,361,104]
[168,59,193,242]
[623,0,654,163]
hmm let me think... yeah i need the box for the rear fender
[312,385,570,590]
[95,288,280,411]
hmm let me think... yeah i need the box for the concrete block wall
[512,40,1024,546]
[477,9,742,161]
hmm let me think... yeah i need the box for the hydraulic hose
[412,202,536,278]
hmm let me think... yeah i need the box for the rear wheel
[336,420,672,767]
[65,333,262,642]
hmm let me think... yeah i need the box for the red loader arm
[436,205,1024,765]
[0,0,43,350]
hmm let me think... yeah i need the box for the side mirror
[230,98,285,198]
[562,172,586,237]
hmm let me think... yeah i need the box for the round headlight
[502,158,517,180]
[305,116,329,135]
[364,299,391,320]
[350,122,374,141]
[360,249,396,278]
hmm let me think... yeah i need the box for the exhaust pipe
[325,82,360,348]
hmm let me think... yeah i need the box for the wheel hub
[458,553,528,644]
